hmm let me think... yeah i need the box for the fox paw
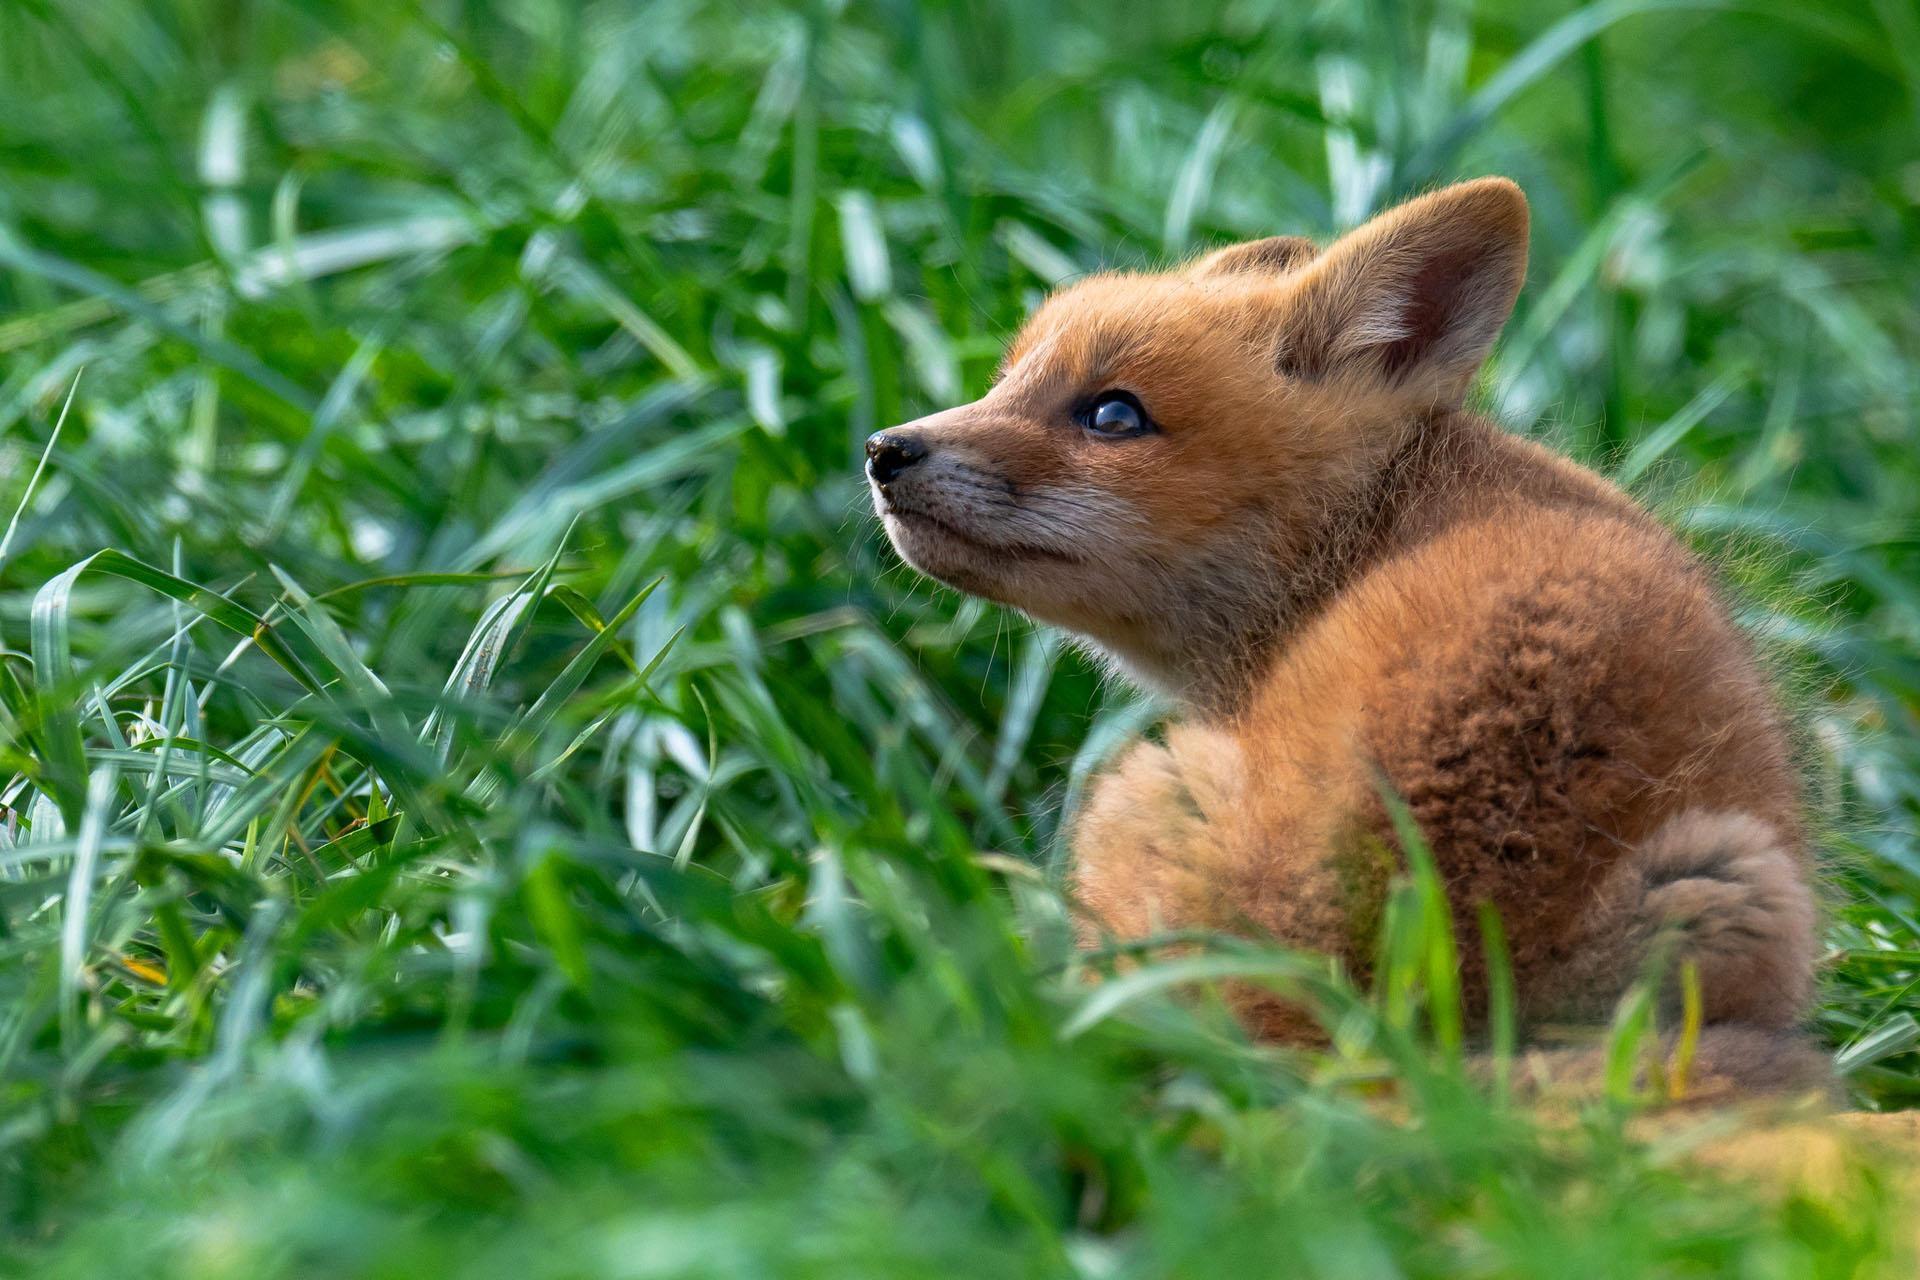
[1071,727,1243,938]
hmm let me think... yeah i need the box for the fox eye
[1081,391,1152,438]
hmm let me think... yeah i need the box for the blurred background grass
[1,0,1918,1273]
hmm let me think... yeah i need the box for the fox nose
[865,432,927,485]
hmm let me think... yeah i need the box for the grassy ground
[1,0,1918,1273]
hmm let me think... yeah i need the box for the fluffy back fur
[867,178,1821,1092]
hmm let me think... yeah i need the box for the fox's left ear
[1278,178,1528,406]
[1191,235,1318,278]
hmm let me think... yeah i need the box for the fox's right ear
[1277,178,1528,406]
[1190,235,1318,278]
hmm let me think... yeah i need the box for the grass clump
[0,0,1917,1273]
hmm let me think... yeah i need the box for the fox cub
[866,179,1820,1090]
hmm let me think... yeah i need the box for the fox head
[867,177,1529,705]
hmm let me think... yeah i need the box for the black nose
[865,432,927,485]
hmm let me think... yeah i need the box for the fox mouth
[878,497,1080,565]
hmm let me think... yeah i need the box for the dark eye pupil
[1090,395,1142,432]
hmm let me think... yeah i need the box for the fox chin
[867,178,1824,1097]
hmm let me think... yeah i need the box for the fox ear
[1191,235,1318,278]
[1278,178,1528,405]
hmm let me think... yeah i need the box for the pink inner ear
[1279,231,1521,386]
[1377,238,1497,380]
[1271,179,1529,391]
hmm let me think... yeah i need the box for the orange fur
[867,179,1819,1087]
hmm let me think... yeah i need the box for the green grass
[1,0,1918,1273]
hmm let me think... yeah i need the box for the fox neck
[1091,413,1454,719]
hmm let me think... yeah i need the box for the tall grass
[0,0,1916,1272]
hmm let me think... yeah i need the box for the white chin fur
[878,510,1011,601]
[873,473,1160,639]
